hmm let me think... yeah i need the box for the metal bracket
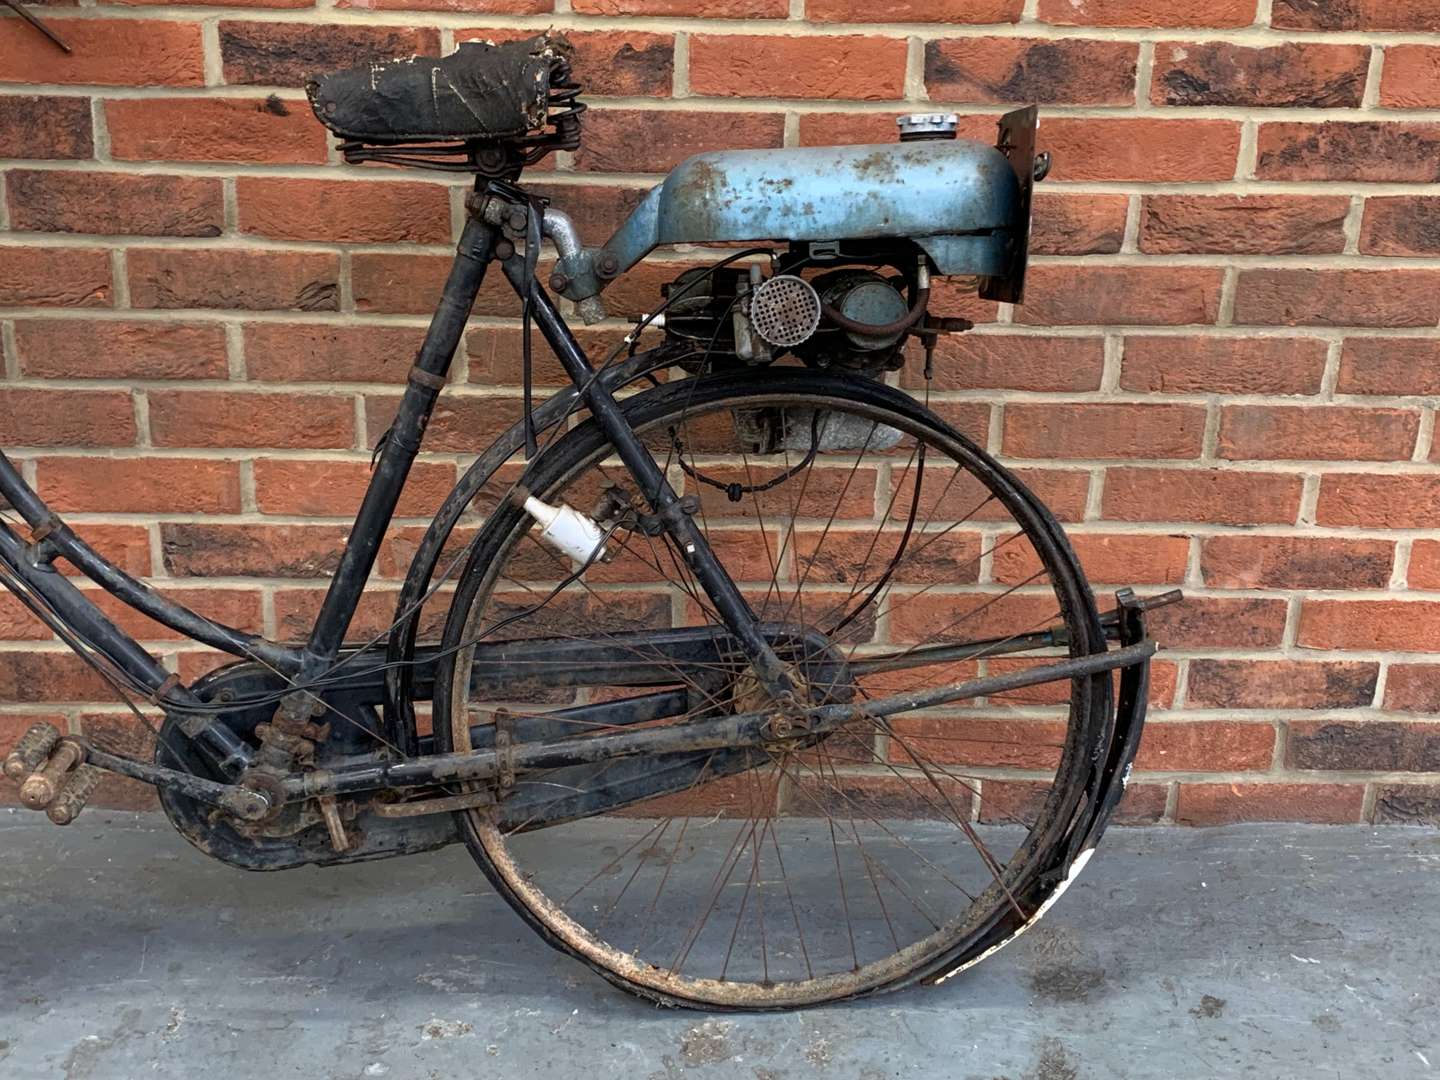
[493,707,515,796]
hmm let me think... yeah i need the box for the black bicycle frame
[0,188,798,772]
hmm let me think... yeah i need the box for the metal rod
[501,255,798,701]
[280,641,1156,802]
[303,216,498,668]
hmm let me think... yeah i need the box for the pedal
[18,737,83,811]
[46,764,103,826]
[3,720,61,782]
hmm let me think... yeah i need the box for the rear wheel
[435,369,1113,1008]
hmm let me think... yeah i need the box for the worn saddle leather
[305,34,568,145]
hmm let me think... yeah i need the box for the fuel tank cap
[897,113,959,141]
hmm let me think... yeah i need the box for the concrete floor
[0,810,1435,1080]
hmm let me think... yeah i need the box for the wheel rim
[437,375,1111,1008]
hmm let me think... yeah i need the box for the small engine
[790,269,910,375]
[661,263,914,378]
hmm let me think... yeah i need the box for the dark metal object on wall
[1,0,70,52]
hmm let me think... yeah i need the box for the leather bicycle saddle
[305,33,570,146]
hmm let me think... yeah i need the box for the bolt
[495,238,515,260]
[506,207,528,233]
[549,270,570,293]
[596,252,621,279]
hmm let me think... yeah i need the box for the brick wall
[1,0,1438,823]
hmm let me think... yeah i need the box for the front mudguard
[922,589,1155,986]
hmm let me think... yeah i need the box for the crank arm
[79,744,271,819]
[277,639,1158,805]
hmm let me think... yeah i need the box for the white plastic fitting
[522,495,609,565]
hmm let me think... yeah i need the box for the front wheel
[435,369,1115,1009]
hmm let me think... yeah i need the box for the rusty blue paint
[597,138,1022,280]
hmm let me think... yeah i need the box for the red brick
[1136,721,1275,772]
[14,319,227,380]
[812,0,1021,18]
[1272,0,1440,31]
[899,334,1104,392]
[1003,403,1205,460]
[1201,535,1394,591]
[253,459,454,517]
[1104,469,1302,526]
[887,592,1060,647]
[1235,270,1440,328]
[106,96,326,164]
[1379,46,1440,108]
[1153,42,1367,107]
[74,711,160,811]
[1175,783,1364,826]
[128,249,339,312]
[992,532,1190,587]
[1299,600,1440,653]
[1121,335,1327,395]
[1257,122,1440,183]
[465,325,627,387]
[6,170,222,238]
[455,29,671,98]
[1385,665,1440,712]
[887,716,1064,770]
[885,463,1091,523]
[148,390,354,450]
[237,178,452,244]
[689,35,907,100]
[1411,540,1440,591]
[1218,405,1419,462]
[351,252,533,317]
[0,388,134,448]
[0,653,113,703]
[1035,118,1241,182]
[86,586,260,642]
[1030,194,1128,256]
[1189,660,1378,710]
[1339,339,1440,397]
[924,38,1138,105]
[365,393,522,454]
[797,111,994,147]
[0,593,57,640]
[37,457,242,514]
[1317,475,1440,530]
[1140,195,1348,256]
[0,20,203,86]
[1373,784,1440,826]
[1017,266,1223,326]
[1148,596,1288,649]
[1111,784,1170,825]
[161,522,349,578]
[244,324,423,383]
[1037,0,1255,26]
[1290,720,1440,773]
[0,96,92,159]
[52,524,153,579]
[218,22,441,86]
[1360,197,1440,258]
[573,0,784,14]
[342,0,549,9]
[572,108,785,173]
[523,182,648,240]
[0,247,111,308]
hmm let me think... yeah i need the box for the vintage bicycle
[0,34,1175,1009]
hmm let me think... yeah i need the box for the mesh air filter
[749,274,821,348]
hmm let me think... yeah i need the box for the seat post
[299,213,499,674]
